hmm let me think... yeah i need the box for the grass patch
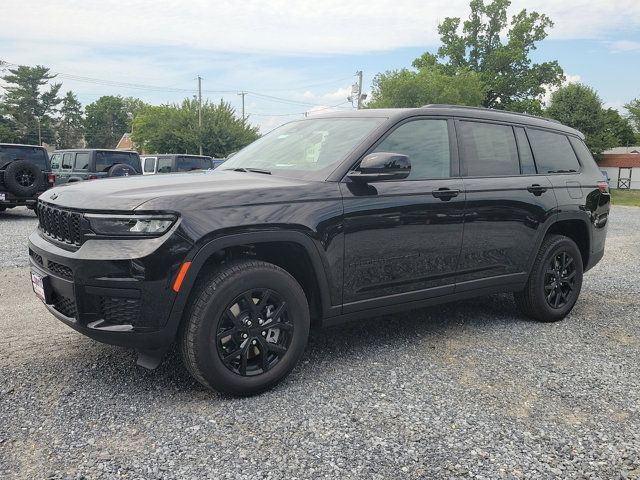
[610,189,640,207]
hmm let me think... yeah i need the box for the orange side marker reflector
[172,262,192,293]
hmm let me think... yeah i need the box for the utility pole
[238,91,247,122]
[197,76,203,155]
[356,70,363,110]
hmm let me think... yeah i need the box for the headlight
[85,214,177,236]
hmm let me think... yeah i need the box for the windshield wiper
[229,167,271,175]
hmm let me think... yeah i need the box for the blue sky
[2,0,640,132]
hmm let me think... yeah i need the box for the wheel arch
[171,231,335,329]
[539,214,591,270]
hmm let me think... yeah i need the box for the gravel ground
[0,207,37,268]
[1,206,639,479]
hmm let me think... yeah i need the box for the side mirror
[347,152,411,183]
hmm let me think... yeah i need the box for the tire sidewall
[533,237,583,320]
[108,163,137,177]
[4,160,42,196]
[192,266,310,395]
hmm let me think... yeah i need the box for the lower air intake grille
[99,297,141,325]
[53,293,77,319]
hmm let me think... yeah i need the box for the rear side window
[527,129,580,173]
[74,152,90,170]
[62,153,74,169]
[0,146,48,170]
[157,157,172,173]
[372,119,451,179]
[568,137,596,166]
[95,152,141,173]
[176,156,213,171]
[143,157,156,173]
[459,121,519,176]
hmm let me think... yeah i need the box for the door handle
[527,184,548,196]
[432,188,460,201]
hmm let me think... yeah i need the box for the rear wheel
[179,260,310,395]
[514,234,583,322]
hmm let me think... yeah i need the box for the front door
[455,121,557,291]
[341,117,465,312]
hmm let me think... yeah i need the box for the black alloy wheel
[216,289,294,376]
[514,234,583,322]
[544,251,578,309]
[16,168,36,187]
[179,259,310,395]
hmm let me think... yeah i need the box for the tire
[514,234,583,322]
[3,160,43,196]
[108,163,138,177]
[179,259,310,396]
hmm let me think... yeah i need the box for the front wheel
[179,260,310,395]
[514,234,583,322]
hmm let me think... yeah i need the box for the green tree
[132,99,258,157]
[435,0,564,112]
[545,83,615,157]
[84,95,130,148]
[624,98,640,143]
[0,65,61,144]
[602,108,635,148]
[367,54,486,108]
[56,91,84,149]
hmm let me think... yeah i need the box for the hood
[39,170,316,211]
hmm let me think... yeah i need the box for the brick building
[599,146,640,189]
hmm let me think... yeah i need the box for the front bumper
[28,227,193,351]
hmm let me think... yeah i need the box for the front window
[221,117,385,180]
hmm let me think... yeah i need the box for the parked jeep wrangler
[28,106,610,395]
[0,143,54,212]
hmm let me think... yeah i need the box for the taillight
[88,175,98,180]
[47,174,55,184]
[597,181,609,193]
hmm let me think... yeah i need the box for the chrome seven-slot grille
[36,201,84,247]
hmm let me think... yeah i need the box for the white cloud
[608,40,640,52]
[2,0,640,56]
[542,74,582,106]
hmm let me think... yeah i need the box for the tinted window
[527,129,580,173]
[373,119,450,179]
[0,146,48,170]
[459,121,519,176]
[157,157,172,173]
[514,127,537,175]
[95,151,140,173]
[50,153,61,170]
[74,152,90,170]
[143,157,156,173]
[568,137,596,166]
[176,156,212,171]
[62,153,74,169]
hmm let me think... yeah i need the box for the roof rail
[422,104,562,125]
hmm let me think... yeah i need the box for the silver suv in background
[50,149,141,184]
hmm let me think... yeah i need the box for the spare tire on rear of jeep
[108,163,138,177]
[3,160,43,197]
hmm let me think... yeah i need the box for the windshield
[221,117,384,180]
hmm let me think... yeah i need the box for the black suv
[1,143,54,211]
[28,106,610,395]
[50,149,141,184]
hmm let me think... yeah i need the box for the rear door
[455,120,557,291]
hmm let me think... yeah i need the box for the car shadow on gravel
[42,293,528,398]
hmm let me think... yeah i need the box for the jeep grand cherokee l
[28,105,610,396]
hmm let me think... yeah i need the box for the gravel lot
[1,206,639,479]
